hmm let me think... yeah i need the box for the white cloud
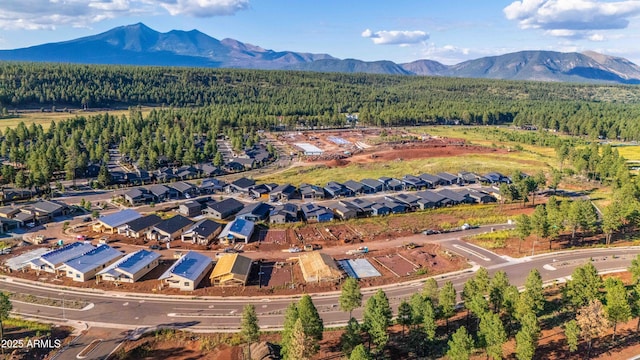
[0,0,250,30]
[158,0,250,17]
[504,0,640,40]
[362,28,429,45]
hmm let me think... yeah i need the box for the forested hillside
[2,63,640,139]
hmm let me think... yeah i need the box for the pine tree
[297,294,323,353]
[349,344,372,360]
[240,304,260,345]
[439,281,457,332]
[0,292,12,342]
[397,300,412,337]
[340,318,362,357]
[565,262,603,309]
[576,299,608,359]
[479,311,506,360]
[524,269,545,314]
[564,320,580,353]
[340,277,362,318]
[288,318,313,360]
[446,326,474,360]
[363,290,391,354]
[422,277,439,306]
[489,270,510,313]
[604,277,631,341]
[280,302,299,359]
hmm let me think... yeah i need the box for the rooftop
[122,214,162,232]
[209,253,252,284]
[159,251,212,282]
[41,242,95,266]
[63,244,122,273]
[155,215,193,234]
[98,209,142,228]
[185,219,222,238]
[97,249,160,277]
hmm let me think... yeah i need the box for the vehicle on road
[422,229,440,235]
[346,246,369,255]
[149,244,161,250]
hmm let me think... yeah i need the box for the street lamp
[258,272,264,288]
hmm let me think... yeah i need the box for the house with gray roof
[416,190,447,209]
[342,180,365,195]
[436,189,470,205]
[229,177,256,193]
[360,179,383,193]
[301,203,333,223]
[148,215,193,242]
[159,251,213,291]
[202,198,244,220]
[181,219,223,245]
[418,173,442,188]
[387,193,421,211]
[269,183,297,202]
[328,202,357,220]
[436,172,459,185]
[117,214,163,238]
[269,204,299,224]
[179,201,203,217]
[236,202,272,222]
[402,175,426,190]
[371,202,391,216]
[299,183,324,200]
[122,188,154,206]
[168,181,198,198]
[61,244,123,282]
[98,249,161,283]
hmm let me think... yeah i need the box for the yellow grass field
[0,108,153,131]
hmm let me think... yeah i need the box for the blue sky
[1,0,640,65]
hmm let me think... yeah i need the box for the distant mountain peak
[0,24,638,84]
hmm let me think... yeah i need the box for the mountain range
[1,23,640,84]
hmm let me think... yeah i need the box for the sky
[1,0,640,65]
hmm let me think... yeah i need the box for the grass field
[0,107,153,131]
[259,151,552,186]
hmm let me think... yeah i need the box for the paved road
[4,246,639,333]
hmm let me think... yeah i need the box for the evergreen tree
[489,270,510,313]
[524,269,545,315]
[446,326,474,360]
[564,320,580,353]
[288,318,313,360]
[515,214,532,254]
[340,277,362,318]
[576,299,608,359]
[349,344,372,360]
[0,292,11,342]
[341,317,362,357]
[515,310,540,360]
[240,304,260,345]
[479,311,506,360]
[565,262,603,309]
[422,277,439,306]
[439,281,457,332]
[297,294,323,345]
[363,289,392,353]
[280,302,299,359]
[397,300,413,337]
[604,277,632,341]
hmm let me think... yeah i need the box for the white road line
[452,244,491,261]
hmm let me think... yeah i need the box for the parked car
[149,244,161,250]
[422,229,440,235]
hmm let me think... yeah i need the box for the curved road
[3,246,638,332]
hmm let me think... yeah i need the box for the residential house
[386,178,405,192]
[236,202,272,222]
[402,175,426,190]
[269,204,299,224]
[249,184,271,200]
[197,164,223,178]
[269,184,297,202]
[149,184,177,202]
[388,193,421,211]
[458,171,479,185]
[299,252,343,283]
[418,173,442,188]
[345,198,374,216]
[224,161,245,173]
[179,201,203,217]
[175,165,198,180]
[384,200,407,214]
[229,177,256,194]
[464,189,496,204]
[371,202,391,216]
[360,179,383,193]
[324,182,348,198]
[342,180,365,195]
[328,202,357,220]
[483,172,511,184]
[301,203,333,223]
[147,215,193,242]
[93,210,142,233]
[21,200,69,223]
[98,249,161,283]
[209,254,253,287]
[61,244,123,282]
[218,218,255,244]
[202,198,244,220]
[122,188,153,206]
[299,183,324,200]
[181,219,222,246]
[28,242,95,273]
[436,189,470,205]
[416,190,447,209]
[436,172,459,185]
[199,178,226,194]
[117,214,163,238]
[168,181,198,199]
[159,251,213,291]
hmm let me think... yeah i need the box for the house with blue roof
[93,209,142,233]
[98,249,161,283]
[218,218,255,244]
[61,244,123,282]
[28,242,95,273]
[159,251,213,291]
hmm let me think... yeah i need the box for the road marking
[543,264,557,271]
[452,244,491,261]
[122,302,129,306]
